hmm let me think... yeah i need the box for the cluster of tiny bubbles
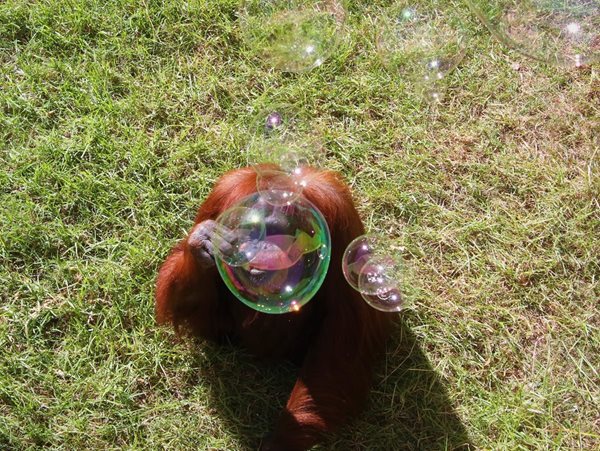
[240,0,346,73]
[466,0,599,68]
[342,234,404,312]
[213,191,331,314]
[376,2,467,104]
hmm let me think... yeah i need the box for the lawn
[1,0,598,449]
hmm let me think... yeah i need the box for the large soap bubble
[466,0,599,68]
[214,192,331,314]
[342,234,404,312]
[241,0,346,73]
[376,2,467,103]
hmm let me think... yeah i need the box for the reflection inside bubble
[214,192,331,314]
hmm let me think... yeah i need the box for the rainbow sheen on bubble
[466,0,599,68]
[214,192,331,314]
[376,2,467,103]
[241,0,346,73]
[254,103,301,141]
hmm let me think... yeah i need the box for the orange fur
[155,166,393,450]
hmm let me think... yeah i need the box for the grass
[1,0,598,449]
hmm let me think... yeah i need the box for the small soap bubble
[214,192,331,314]
[247,103,304,172]
[241,0,346,73]
[376,2,467,103]
[246,101,324,182]
[265,111,284,133]
[255,103,301,139]
[252,141,313,205]
[466,0,599,68]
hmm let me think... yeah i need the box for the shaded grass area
[1,0,598,449]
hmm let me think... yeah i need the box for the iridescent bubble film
[356,256,399,296]
[265,111,284,133]
[253,102,301,141]
[376,2,467,103]
[215,192,331,314]
[241,0,346,73]
[466,0,599,67]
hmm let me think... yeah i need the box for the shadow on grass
[192,316,472,450]
[330,317,473,450]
